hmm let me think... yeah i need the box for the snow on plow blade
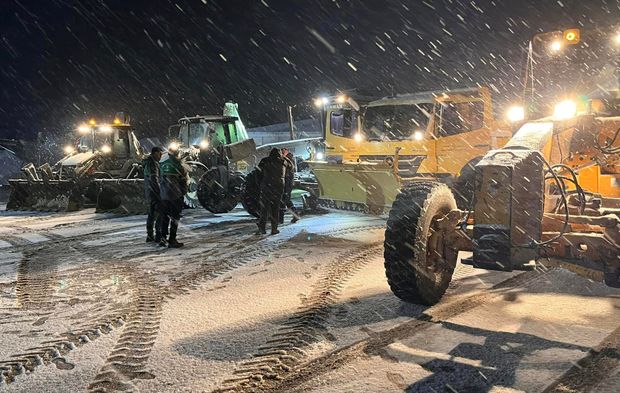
[6,179,84,212]
[95,179,147,214]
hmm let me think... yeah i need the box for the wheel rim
[423,209,457,284]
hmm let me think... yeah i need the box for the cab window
[330,109,356,138]
[437,101,484,137]
[362,103,433,141]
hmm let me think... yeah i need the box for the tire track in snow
[83,225,386,392]
[543,325,620,393]
[86,233,297,392]
[231,267,554,393]
[217,243,384,392]
[88,282,164,392]
[0,221,384,387]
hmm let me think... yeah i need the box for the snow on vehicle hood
[61,151,95,166]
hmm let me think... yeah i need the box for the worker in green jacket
[159,147,188,248]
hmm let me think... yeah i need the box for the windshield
[179,122,211,146]
[529,28,619,115]
[77,131,114,151]
[77,127,130,156]
[361,103,433,141]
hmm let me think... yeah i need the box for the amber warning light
[563,29,580,45]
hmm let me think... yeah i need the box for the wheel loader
[306,86,513,214]
[384,27,620,305]
[7,114,143,212]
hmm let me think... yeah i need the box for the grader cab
[308,86,512,213]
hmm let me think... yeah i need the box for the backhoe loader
[7,114,143,212]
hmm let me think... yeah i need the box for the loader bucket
[6,179,84,212]
[95,179,147,215]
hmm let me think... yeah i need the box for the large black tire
[384,182,458,305]
[241,168,261,217]
[197,167,244,214]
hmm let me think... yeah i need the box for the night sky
[1,0,618,140]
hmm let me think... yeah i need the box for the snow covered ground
[0,206,618,392]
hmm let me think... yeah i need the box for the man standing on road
[144,146,164,243]
[159,147,188,248]
[280,148,299,224]
[257,148,289,235]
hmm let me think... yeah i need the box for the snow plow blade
[95,179,147,215]
[6,179,84,212]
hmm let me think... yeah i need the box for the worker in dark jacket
[279,148,299,224]
[159,147,188,248]
[257,148,290,235]
[144,146,164,243]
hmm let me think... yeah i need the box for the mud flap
[95,179,148,214]
[6,179,84,212]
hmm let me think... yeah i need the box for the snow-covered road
[0,207,618,392]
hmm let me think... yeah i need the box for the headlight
[98,124,112,133]
[336,95,347,104]
[314,97,329,108]
[506,106,525,122]
[168,141,180,151]
[412,130,424,141]
[553,100,577,120]
[316,152,325,160]
[550,40,562,52]
[199,140,209,149]
[100,145,112,154]
[63,145,75,155]
[615,33,620,44]
[77,124,90,134]
[353,133,363,142]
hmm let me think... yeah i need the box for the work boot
[256,223,267,235]
[168,239,184,248]
[146,235,155,243]
[158,238,168,247]
[290,208,300,224]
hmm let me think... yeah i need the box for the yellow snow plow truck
[7,115,143,212]
[384,27,620,305]
[308,86,512,213]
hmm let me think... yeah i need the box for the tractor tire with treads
[384,182,458,305]
[197,167,244,214]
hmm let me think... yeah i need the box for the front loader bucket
[95,179,147,215]
[6,179,84,212]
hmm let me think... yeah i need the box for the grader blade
[6,179,84,212]
[95,179,147,215]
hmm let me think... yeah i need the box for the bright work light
[553,100,577,121]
